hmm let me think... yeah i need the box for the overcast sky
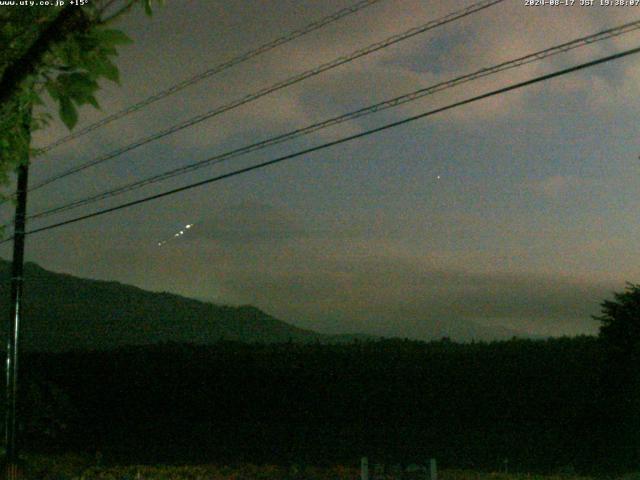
[2,0,639,340]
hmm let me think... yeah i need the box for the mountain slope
[0,260,331,351]
[0,260,537,351]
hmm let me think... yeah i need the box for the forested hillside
[0,260,360,350]
[13,336,629,473]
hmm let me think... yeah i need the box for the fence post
[429,459,437,480]
[361,457,369,480]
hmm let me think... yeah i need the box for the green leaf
[144,0,153,16]
[86,95,100,109]
[32,92,44,106]
[97,57,120,84]
[94,28,133,46]
[59,97,78,130]
[45,81,61,101]
[81,53,120,84]
[58,72,98,97]
[100,45,119,57]
[77,32,101,52]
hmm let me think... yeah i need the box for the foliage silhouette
[0,1,164,201]
[592,283,640,470]
[6,337,606,473]
[594,283,640,355]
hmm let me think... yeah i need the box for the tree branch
[100,0,137,25]
[0,6,92,111]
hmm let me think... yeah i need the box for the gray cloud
[190,201,310,242]
[214,245,614,339]
[156,202,617,339]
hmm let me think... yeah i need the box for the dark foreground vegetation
[6,334,639,475]
[7,458,602,480]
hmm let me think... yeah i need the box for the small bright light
[174,233,179,237]
[179,230,184,235]
[437,175,441,180]
[186,224,192,229]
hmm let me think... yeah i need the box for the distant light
[186,224,192,229]
[174,233,179,237]
[179,230,184,235]
[437,175,441,180]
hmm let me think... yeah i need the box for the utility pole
[4,112,31,480]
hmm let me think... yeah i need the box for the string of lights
[4,43,638,244]
[24,18,640,223]
[36,0,387,154]
[28,0,505,193]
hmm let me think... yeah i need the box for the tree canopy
[0,1,163,198]
[593,282,640,355]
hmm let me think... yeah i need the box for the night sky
[2,0,639,340]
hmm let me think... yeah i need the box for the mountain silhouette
[0,259,367,352]
[0,259,537,351]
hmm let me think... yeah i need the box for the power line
[24,18,640,222]
[36,0,387,154]
[28,0,504,192]
[5,43,639,243]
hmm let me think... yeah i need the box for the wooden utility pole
[3,119,30,480]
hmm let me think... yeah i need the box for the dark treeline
[6,336,636,473]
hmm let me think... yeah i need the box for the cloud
[213,244,615,339]
[526,174,586,199]
[190,201,311,242]
[17,196,624,341]
[30,0,640,177]
[152,201,617,339]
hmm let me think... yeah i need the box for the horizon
[0,255,608,344]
